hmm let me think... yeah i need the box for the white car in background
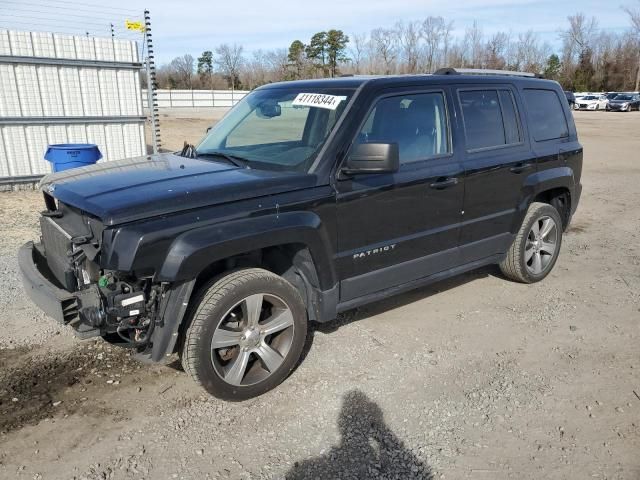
[574,94,608,110]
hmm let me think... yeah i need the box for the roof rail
[433,67,543,79]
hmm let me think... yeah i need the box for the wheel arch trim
[156,211,337,291]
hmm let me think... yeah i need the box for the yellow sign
[125,20,145,32]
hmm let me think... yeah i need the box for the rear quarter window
[523,89,569,142]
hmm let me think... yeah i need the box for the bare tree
[397,21,422,73]
[561,13,598,62]
[370,28,399,74]
[441,20,455,68]
[154,12,640,93]
[215,43,244,91]
[422,16,446,72]
[350,32,368,74]
[622,1,640,90]
[169,54,195,88]
[513,30,547,73]
[265,48,290,81]
[464,21,484,67]
[484,32,509,70]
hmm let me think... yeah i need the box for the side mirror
[342,143,399,175]
[257,103,282,118]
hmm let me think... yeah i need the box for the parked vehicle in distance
[564,91,576,107]
[19,68,583,400]
[606,94,640,111]
[574,94,608,110]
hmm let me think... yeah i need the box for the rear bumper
[19,241,80,324]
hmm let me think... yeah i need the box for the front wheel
[499,202,563,283]
[181,268,308,400]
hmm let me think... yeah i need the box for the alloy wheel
[525,215,558,275]
[210,293,295,387]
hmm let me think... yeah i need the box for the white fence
[142,89,249,108]
[0,30,146,184]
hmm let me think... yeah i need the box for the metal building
[0,30,146,185]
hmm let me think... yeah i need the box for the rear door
[454,85,536,262]
[335,87,465,303]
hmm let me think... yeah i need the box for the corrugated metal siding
[0,30,146,181]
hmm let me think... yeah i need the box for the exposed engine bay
[38,192,161,348]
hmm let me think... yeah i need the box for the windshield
[196,87,355,172]
[614,95,632,101]
[583,96,596,100]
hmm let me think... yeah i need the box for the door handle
[429,177,458,189]
[509,162,533,174]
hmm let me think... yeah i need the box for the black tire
[499,202,563,284]
[181,268,307,400]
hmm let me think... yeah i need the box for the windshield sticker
[292,93,347,110]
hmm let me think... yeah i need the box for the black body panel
[22,72,583,361]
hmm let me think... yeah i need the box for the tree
[306,31,328,76]
[169,54,195,88]
[622,1,640,90]
[422,17,446,72]
[197,50,213,87]
[197,51,213,75]
[214,43,244,91]
[288,40,306,79]
[484,32,509,70]
[544,54,562,80]
[370,28,398,74]
[397,21,421,73]
[573,47,595,91]
[266,49,290,82]
[349,33,367,74]
[325,29,349,77]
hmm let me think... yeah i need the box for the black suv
[20,68,582,400]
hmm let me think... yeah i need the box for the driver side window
[357,92,450,164]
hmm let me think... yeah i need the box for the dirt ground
[0,111,638,480]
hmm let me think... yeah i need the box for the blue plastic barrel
[44,144,102,172]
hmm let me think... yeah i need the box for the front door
[335,88,464,303]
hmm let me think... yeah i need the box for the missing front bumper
[19,241,101,338]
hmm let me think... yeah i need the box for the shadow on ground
[285,390,433,480]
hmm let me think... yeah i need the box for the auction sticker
[292,93,347,110]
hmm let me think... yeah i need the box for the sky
[0,0,633,64]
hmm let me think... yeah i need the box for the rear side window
[459,89,522,150]
[523,89,569,141]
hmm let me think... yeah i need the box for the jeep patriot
[20,68,583,400]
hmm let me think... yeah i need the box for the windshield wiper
[196,151,251,168]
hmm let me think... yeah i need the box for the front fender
[156,211,337,290]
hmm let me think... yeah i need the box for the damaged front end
[19,191,163,349]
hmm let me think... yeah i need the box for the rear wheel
[500,202,563,283]
[181,268,307,400]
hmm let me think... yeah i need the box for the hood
[40,153,316,225]
[609,98,632,104]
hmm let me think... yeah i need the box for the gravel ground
[0,111,638,480]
